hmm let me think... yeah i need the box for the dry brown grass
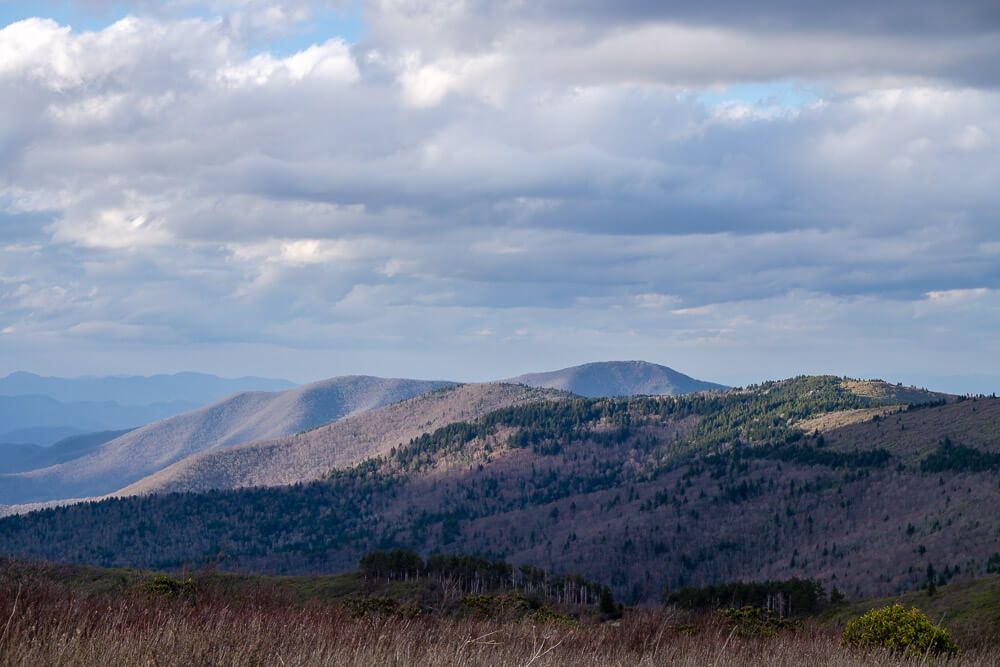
[0,579,996,667]
[796,406,904,433]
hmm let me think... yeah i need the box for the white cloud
[0,3,997,387]
[219,38,359,86]
[924,287,990,303]
[231,238,361,265]
[47,196,174,249]
[955,124,990,152]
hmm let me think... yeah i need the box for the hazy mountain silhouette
[0,375,454,504]
[0,371,295,406]
[506,361,727,397]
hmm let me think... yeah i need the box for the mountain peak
[504,360,727,397]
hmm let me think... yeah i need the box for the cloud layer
[1,1,998,391]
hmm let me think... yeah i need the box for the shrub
[842,604,958,657]
[346,595,421,619]
[458,593,533,620]
[598,586,623,620]
[716,606,800,639]
[139,574,197,598]
[987,553,1000,574]
[456,593,577,625]
[528,606,577,626]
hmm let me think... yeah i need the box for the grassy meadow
[1,559,998,666]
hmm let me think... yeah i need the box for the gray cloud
[364,0,1000,87]
[483,1,1000,35]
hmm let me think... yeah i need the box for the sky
[0,1,998,392]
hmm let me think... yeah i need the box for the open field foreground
[2,596,998,667]
[1,563,997,667]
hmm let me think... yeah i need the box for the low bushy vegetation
[138,573,197,598]
[842,604,959,657]
[715,606,802,638]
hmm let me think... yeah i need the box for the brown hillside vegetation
[820,398,1000,463]
[352,415,998,600]
[841,380,953,405]
[117,384,568,495]
[118,376,952,497]
[796,406,904,433]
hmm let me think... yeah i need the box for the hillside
[1,376,991,603]
[505,361,727,397]
[0,430,131,474]
[0,426,86,447]
[840,379,953,405]
[118,383,567,496]
[0,394,194,444]
[0,376,455,505]
[818,396,1000,463]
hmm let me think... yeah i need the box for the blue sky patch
[693,80,821,112]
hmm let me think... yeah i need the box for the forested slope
[1,377,993,603]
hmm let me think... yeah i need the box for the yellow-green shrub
[346,595,422,619]
[139,574,197,599]
[715,606,800,639]
[842,604,958,656]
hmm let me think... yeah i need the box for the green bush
[528,606,577,626]
[139,574,197,598]
[458,592,533,620]
[346,595,421,619]
[716,606,800,639]
[457,593,576,625]
[842,604,958,657]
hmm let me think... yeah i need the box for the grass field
[819,574,1000,644]
[1,559,998,666]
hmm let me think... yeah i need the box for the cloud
[365,0,1000,88]
[0,3,997,388]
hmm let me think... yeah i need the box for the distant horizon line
[2,362,998,397]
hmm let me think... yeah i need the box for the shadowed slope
[0,430,131,474]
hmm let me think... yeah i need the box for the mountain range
[0,430,131,475]
[4,361,992,607]
[1,375,991,604]
[0,395,192,446]
[0,371,296,406]
[0,372,297,446]
[0,375,455,504]
[0,361,725,506]
[117,383,565,496]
